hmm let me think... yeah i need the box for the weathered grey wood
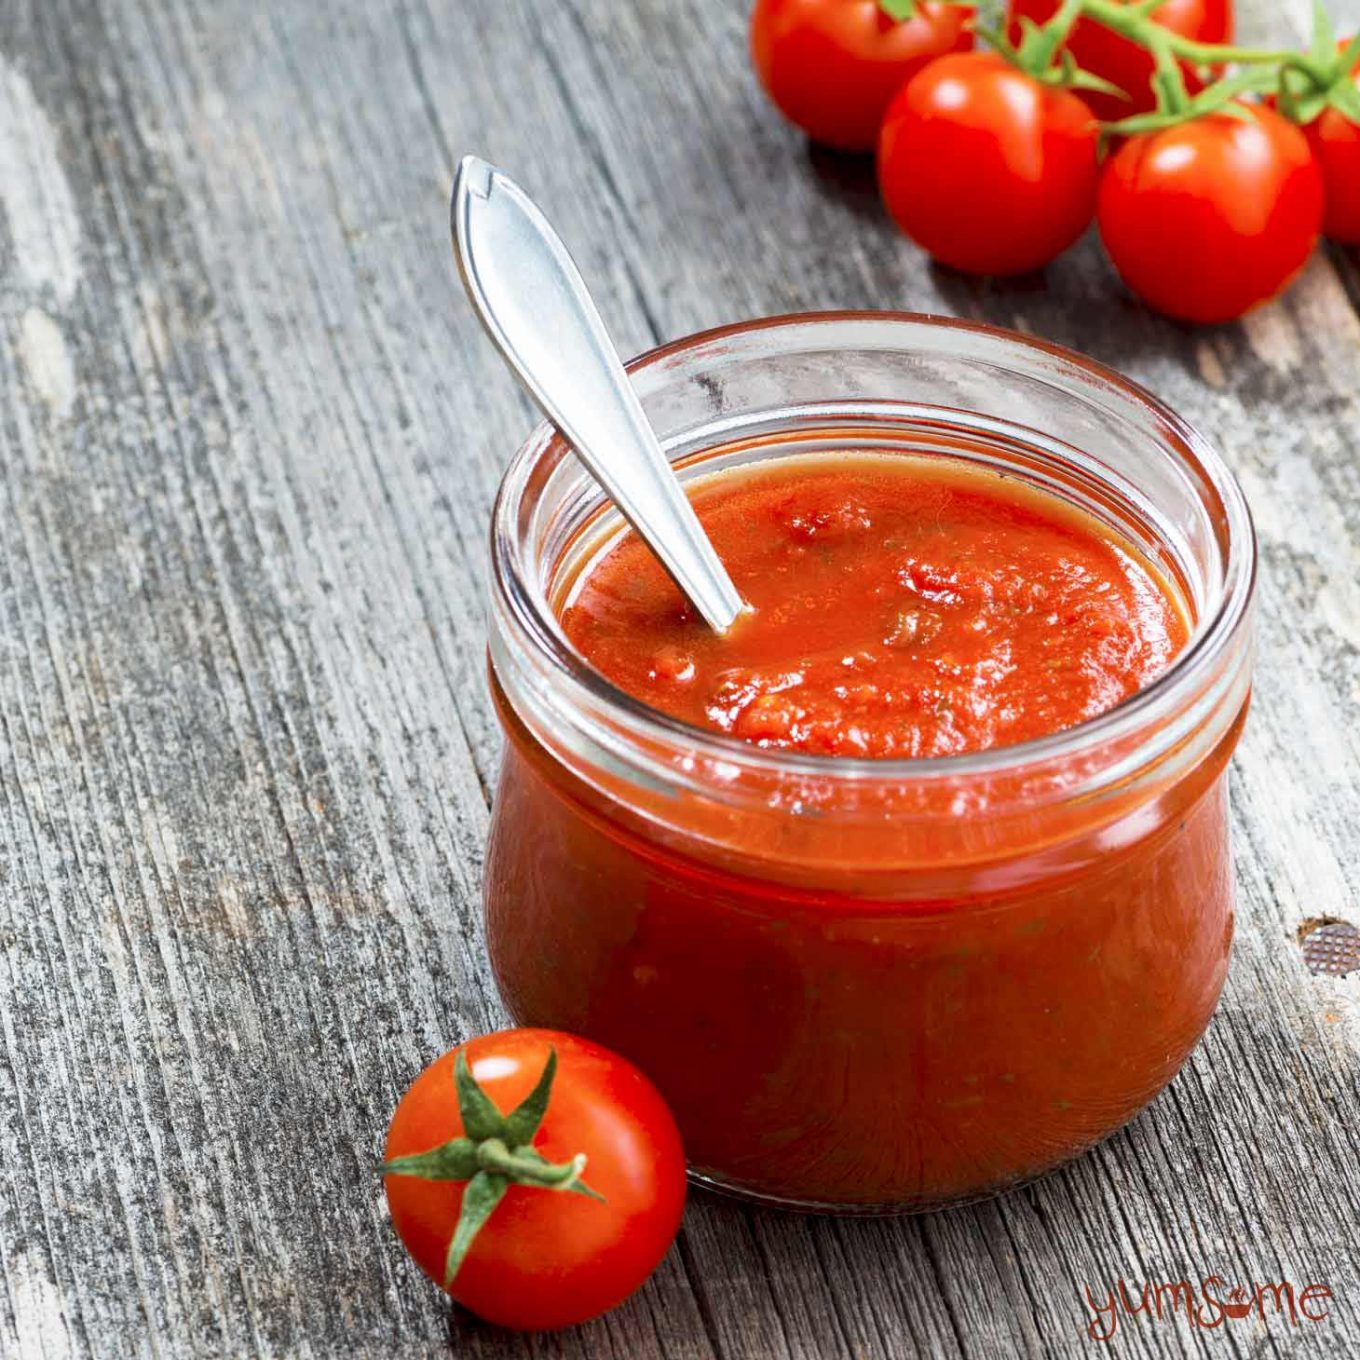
[2,0,1359,1356]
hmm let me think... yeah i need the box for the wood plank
[1,0,1358,1355]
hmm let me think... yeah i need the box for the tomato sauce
[486,450,1240,1210]
[562,456,1188,758]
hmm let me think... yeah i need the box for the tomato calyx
[382,1048,603,1287]
[1276,7,1360,128]
[977,0,1125,95]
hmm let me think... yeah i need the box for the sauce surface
[561,455,1189,758]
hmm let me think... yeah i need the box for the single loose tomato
[383,1030,686,1331]
[1097,105,1324,324]
[1008,0,1234,119]
[750,0,973,152]
[878,52,1100,275]
[1296,45,1360,244]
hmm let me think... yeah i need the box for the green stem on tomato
[1146,28,1191,116]
[474,1138,591,1188]
[1023,0,1089,71]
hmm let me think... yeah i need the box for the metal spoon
[451,155,747,634]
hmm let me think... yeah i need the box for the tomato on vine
[383,1030,686,1331]
[878,7,1107,276]
[1303,57,1360,244]
[1007,0,1234,119]
[750,0,973,152]
[1274,30,1360,245]
[1097,104,1324,324]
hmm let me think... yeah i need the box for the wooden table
[3,1,1359,1355]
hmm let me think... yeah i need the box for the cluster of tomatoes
[751,1,1360,324]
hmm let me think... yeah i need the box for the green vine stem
[875,0,1359,129]
[1081,0,1324,76]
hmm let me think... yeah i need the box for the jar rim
[490,310,1256,786]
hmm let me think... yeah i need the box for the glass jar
[483,313,1256,1213]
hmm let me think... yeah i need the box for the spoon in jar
[451,155,747,634]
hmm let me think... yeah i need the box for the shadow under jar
[483,313,1256,1213]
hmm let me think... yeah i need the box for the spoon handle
[452,156,746,634]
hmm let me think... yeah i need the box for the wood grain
[2,0,1358,1355]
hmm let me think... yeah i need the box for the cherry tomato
[750,0,973,152]
[384,1030,686,1331]
[1008,0,1234,119]
[877,52,1100,275]
[1097,105,1324,324]
[1296,45,1360,244]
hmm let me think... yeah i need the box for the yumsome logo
[1082,1277,1334,1341]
